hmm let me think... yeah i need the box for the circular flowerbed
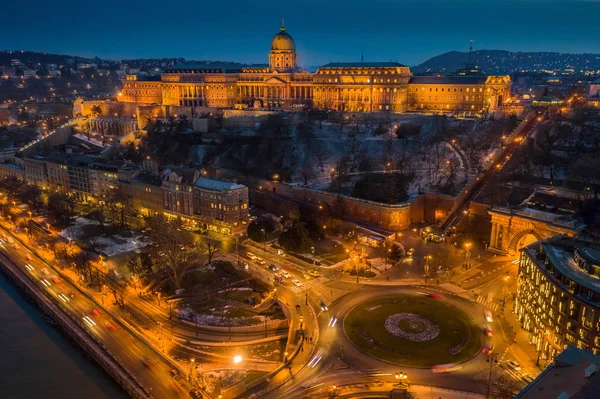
[385,313,440,341]
[344,295,481,367]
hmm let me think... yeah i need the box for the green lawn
[344,295,482,368]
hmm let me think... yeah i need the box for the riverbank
[0,272,130,399]
[0,253,150,399]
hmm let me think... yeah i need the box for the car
[158,251,166,257]
[25,254,32,261]
[522,374,534,383]
[485,310,493,323]
[246,252,257,260]
[142,357,153,369]
[51,276,62,284]
[280,270,290,279]
[256,258,266,265]
[428,292,442,299]
[308,270,320,277]
[40,268,50,275]
[82,315,96,327]
[406,248,415,256]
[11,243,18,250]
[432,364,463,373]
[269,264,279,272]
[0,238,4,245]
[484,325,494,337]
[507,360,521,371]
[292,279,302,287]
[90,309,102,317]
[57,293,70,303]
[328,314,338,327]
[104,321,118,331]
[482,344,494,355]
[238,260,249,269]
[319,301,328,311]
[189,389,203,399]
[168,369,180,378]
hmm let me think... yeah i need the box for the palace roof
[166,63,243,73]
[318,62,406,68]
[409,76,488,84]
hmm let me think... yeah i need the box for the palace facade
[119,24,511,115]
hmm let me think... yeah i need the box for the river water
[0,273,130,399]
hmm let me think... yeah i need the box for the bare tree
[567,151,600,198]
[299,156,315,185]
[147,216,194,290]
[206,243,219,264]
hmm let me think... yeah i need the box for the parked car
[507,360,521,371]
[189,389,203,399]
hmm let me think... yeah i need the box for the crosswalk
[476,295,498,312]
[439,283,465,294]
[288,276,329,294]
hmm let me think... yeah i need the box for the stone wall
[208,167,456,232]
[20,123,74,156]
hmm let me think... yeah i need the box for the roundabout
[343,295,482,368]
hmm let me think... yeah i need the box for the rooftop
[527,238,600,294]
[165,63,243,73]
[132,173,162,187]
[194,177,245,191]
[318,62,406,68]
[408,75,488,85]
[515,346,600,399]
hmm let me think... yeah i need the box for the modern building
[514,345,600,399]
[515,237,600,367]
[116,24,511,116]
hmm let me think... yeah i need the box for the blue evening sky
[1,0,599,66]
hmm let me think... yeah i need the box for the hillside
[412,50,600,75]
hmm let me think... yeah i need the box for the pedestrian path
[439,282,465,294]
[476,295,498,312]
[289,276,330,294]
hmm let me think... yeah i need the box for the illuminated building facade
[117,24,511,115]
[515,237,600,365]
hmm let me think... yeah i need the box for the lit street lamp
[233,355,242,364]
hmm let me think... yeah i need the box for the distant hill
[412,50,600,75]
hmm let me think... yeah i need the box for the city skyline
[2,0,600,66]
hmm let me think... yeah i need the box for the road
[0,225,197,399]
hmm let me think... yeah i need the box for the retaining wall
[0,254,151,399]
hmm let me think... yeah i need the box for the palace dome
[271,27,295,52]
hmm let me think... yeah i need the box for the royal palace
[118,24,511,115]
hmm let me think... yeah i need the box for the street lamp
[233,355,242,364]
[261,228,266,251]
